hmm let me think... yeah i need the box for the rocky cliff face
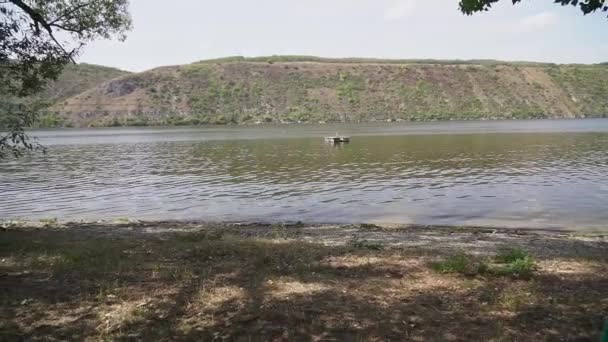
[40,58,608,127]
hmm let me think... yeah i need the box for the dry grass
[0,225,607,341]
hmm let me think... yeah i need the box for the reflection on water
[2,120,608,231]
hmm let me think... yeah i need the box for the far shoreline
[25,116,608,131]
[3,219,607,240]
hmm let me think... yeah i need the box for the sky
[79,0,608,72]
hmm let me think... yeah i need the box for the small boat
[324,132,350,144]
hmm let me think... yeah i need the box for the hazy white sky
[80,0,608,72]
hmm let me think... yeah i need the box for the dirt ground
[1,221,607,341]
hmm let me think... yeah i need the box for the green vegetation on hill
[546,66,608,116]
[6,57,608,127]
[0,63,129,128]
[194,55,559,67]
[39,63,130,104]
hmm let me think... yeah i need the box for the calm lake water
[2,120,608,231]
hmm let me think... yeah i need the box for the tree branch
[8,0,53,35]
[49,1,94,26]
[49,23,85,35]
[49,34,77,63]
[8,0,77,63]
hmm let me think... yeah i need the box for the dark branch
[50,23,86,35]
[49,1,94,26]
[8,0,53,35]
[8,0,77,63]
[460,0,608,15]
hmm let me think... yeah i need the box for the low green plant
[432,252,469,273]
[173,231,224,243]
[432,247,536,278]
[350,237,384,251]
[492,249,536,278]
[432,251,487,275]
[495,247,531,264]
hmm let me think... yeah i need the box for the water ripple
[2,128,608,230]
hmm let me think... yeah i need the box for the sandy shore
[7,220,606,259]
[1,221,607,341]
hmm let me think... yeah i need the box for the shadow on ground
[0,228,606,341]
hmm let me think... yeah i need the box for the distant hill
[192,55,556,66]
[0,63,129,128]
[39,63,130,104]
[14,57,608,127]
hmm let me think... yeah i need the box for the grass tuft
[350,237,384,251]
[492,247,536,278]
[493,255,536,278]
[432,252,469,274]
[495,247,531,264]
[432,251,487,275]
[433,247,536,278]
[173,231,224,243]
